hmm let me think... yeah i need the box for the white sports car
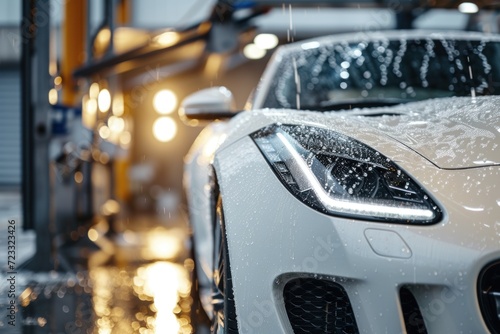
[182,31,500,334]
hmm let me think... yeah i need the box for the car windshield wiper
[301,98,411,111]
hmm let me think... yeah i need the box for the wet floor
[0,191,205,334]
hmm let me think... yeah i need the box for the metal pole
[105,0,115,56]
[21,0,35,231]
[21,0,56,271]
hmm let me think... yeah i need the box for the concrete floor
[0,190,204,334]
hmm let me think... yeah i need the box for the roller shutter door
[0,69,21,185]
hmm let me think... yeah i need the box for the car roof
[276,30,500,55]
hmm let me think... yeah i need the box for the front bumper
[214,136,500,334]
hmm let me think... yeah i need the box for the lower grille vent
[283,278,359,333]
[478,261,500,334]
[400,286,428,334]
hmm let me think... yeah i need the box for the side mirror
[179,87,239,124]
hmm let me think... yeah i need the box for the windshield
[263,37,500,110]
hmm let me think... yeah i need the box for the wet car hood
[332,96,500,169]
[221,96,499,170]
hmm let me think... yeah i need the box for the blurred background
[0,0,498,333]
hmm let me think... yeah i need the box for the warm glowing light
[254,33,279,50]
[82,95,96,128]
[49,61,57,77]
[108,116,125,133]
[49,88,58,105]
[87,98,97,114]
[153,31,180,47]
[120,131,132,146]
[243,43,266,60]
[97,28,111,44]
[136,262,191,333]
[99,153,110,164]
[88,250,193,334]
[458,2,479,13]
[204,54,223,78]
[90,267,114,334]
[98,89,111,113]
[99,125,111,139]
[89,82,100,99]
[153,90,177,115]
[101,199,120,216]
[95,28,111,54]
[153,117,177,142]
[88,228,99,242]
[74,171,83,183]
[112,93,124,116]
[142,228,183,260]
[122,229,137,244]
[54,76,62,86]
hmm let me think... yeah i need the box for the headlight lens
[251,124,442,224]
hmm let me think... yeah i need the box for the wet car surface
[184,31,500,333]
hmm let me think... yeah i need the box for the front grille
[400,286,428,334]
[478,260,500,334]
[283,278,359,333]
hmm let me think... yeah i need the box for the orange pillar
[61,0,86,106]
[117,0,131,25]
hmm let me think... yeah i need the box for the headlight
[251,124,442,224]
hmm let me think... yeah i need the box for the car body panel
[183,121,230,316]
[222,96,500,169]
[214,135,499,333]
[361,97,500,169]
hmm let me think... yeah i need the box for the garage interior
[0,0,498,333]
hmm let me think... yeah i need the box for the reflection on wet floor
[0,212,197,334]
[88,260,192,334]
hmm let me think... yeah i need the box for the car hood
[224,96,499,170]
[350,96,500,169]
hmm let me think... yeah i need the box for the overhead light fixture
[243,43,266,60]
[153,116,177,143]
[254,33,279,50]
[458,2,479,13]
[153,89,177,115]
